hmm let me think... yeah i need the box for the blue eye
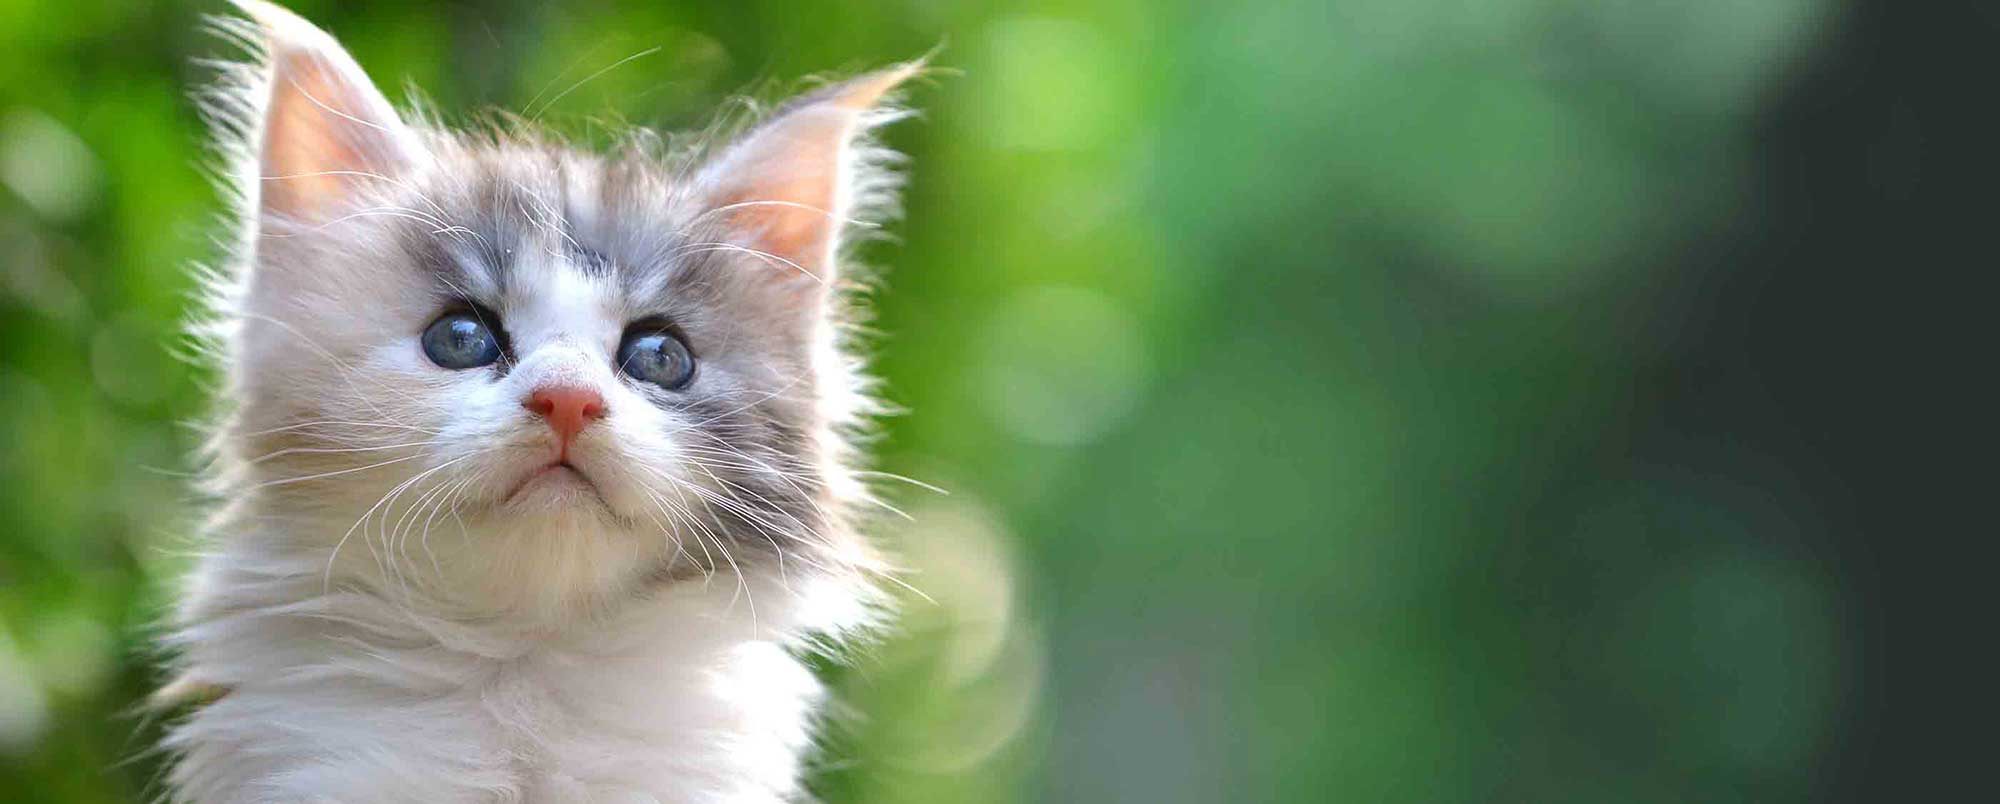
[421,312,503,369]
[617,327,695,390]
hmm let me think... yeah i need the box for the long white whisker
[234,312,429,423]
[254,453,428,489]
[672,243,824,285]
[693,199,876,229]
[527,46,662,121]
[237,420,441,438]
[852,470,950,496]
[667,377,804,436]
[246,440,448,465]
[259,169,452,218]
[323,453,476,592]
[288,75,395,134]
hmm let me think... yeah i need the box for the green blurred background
[3,0,1988,801]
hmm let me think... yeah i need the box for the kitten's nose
[524,386,606,452]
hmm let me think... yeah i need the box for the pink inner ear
[707,64,921,284]
[717,109,851,281]
[259,47,409,221]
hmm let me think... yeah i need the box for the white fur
[166,564,863,803]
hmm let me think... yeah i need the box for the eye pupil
[618,328,695,390]
[422,312,503,369]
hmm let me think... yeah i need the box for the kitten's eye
[617,327,695,390]
[421,312,503,370]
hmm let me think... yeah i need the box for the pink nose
[524,386,606,452]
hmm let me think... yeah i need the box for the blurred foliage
[1,0,1858,801]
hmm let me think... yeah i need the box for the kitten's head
[199,2,914,618]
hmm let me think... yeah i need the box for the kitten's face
[376,151,814,536]
[216,4,909,614]
[239,148,816,606]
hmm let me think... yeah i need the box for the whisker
[693,199,876,229]
[234,312,431,424]
[667,376,805,436]
[237,420,441,438]
[852,470,950,496]
[259,169,453,218]
[288,75,396,134]
[323,453,476,592]
[255,453,429,489]
[245,440,448,465]
[527,46,662,121]
[671,243,824,285]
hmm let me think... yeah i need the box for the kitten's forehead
[400,143,685,309]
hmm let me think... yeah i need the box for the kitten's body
[162,4,918,801]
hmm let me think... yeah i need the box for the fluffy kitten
[159,2,920,801]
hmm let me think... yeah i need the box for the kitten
[158,2,920,801]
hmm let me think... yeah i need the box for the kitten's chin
[435,502,663,621]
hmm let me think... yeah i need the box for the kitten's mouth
[504,460,607,508]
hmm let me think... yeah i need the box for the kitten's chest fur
[170,568,837,803]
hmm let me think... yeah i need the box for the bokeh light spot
[0,108,100,222]
[973,18,1119,152]
[0,627,49,755]
[973,285,1147,446]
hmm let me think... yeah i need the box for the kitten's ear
[695,63,922,286]
[232,0,420,220]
